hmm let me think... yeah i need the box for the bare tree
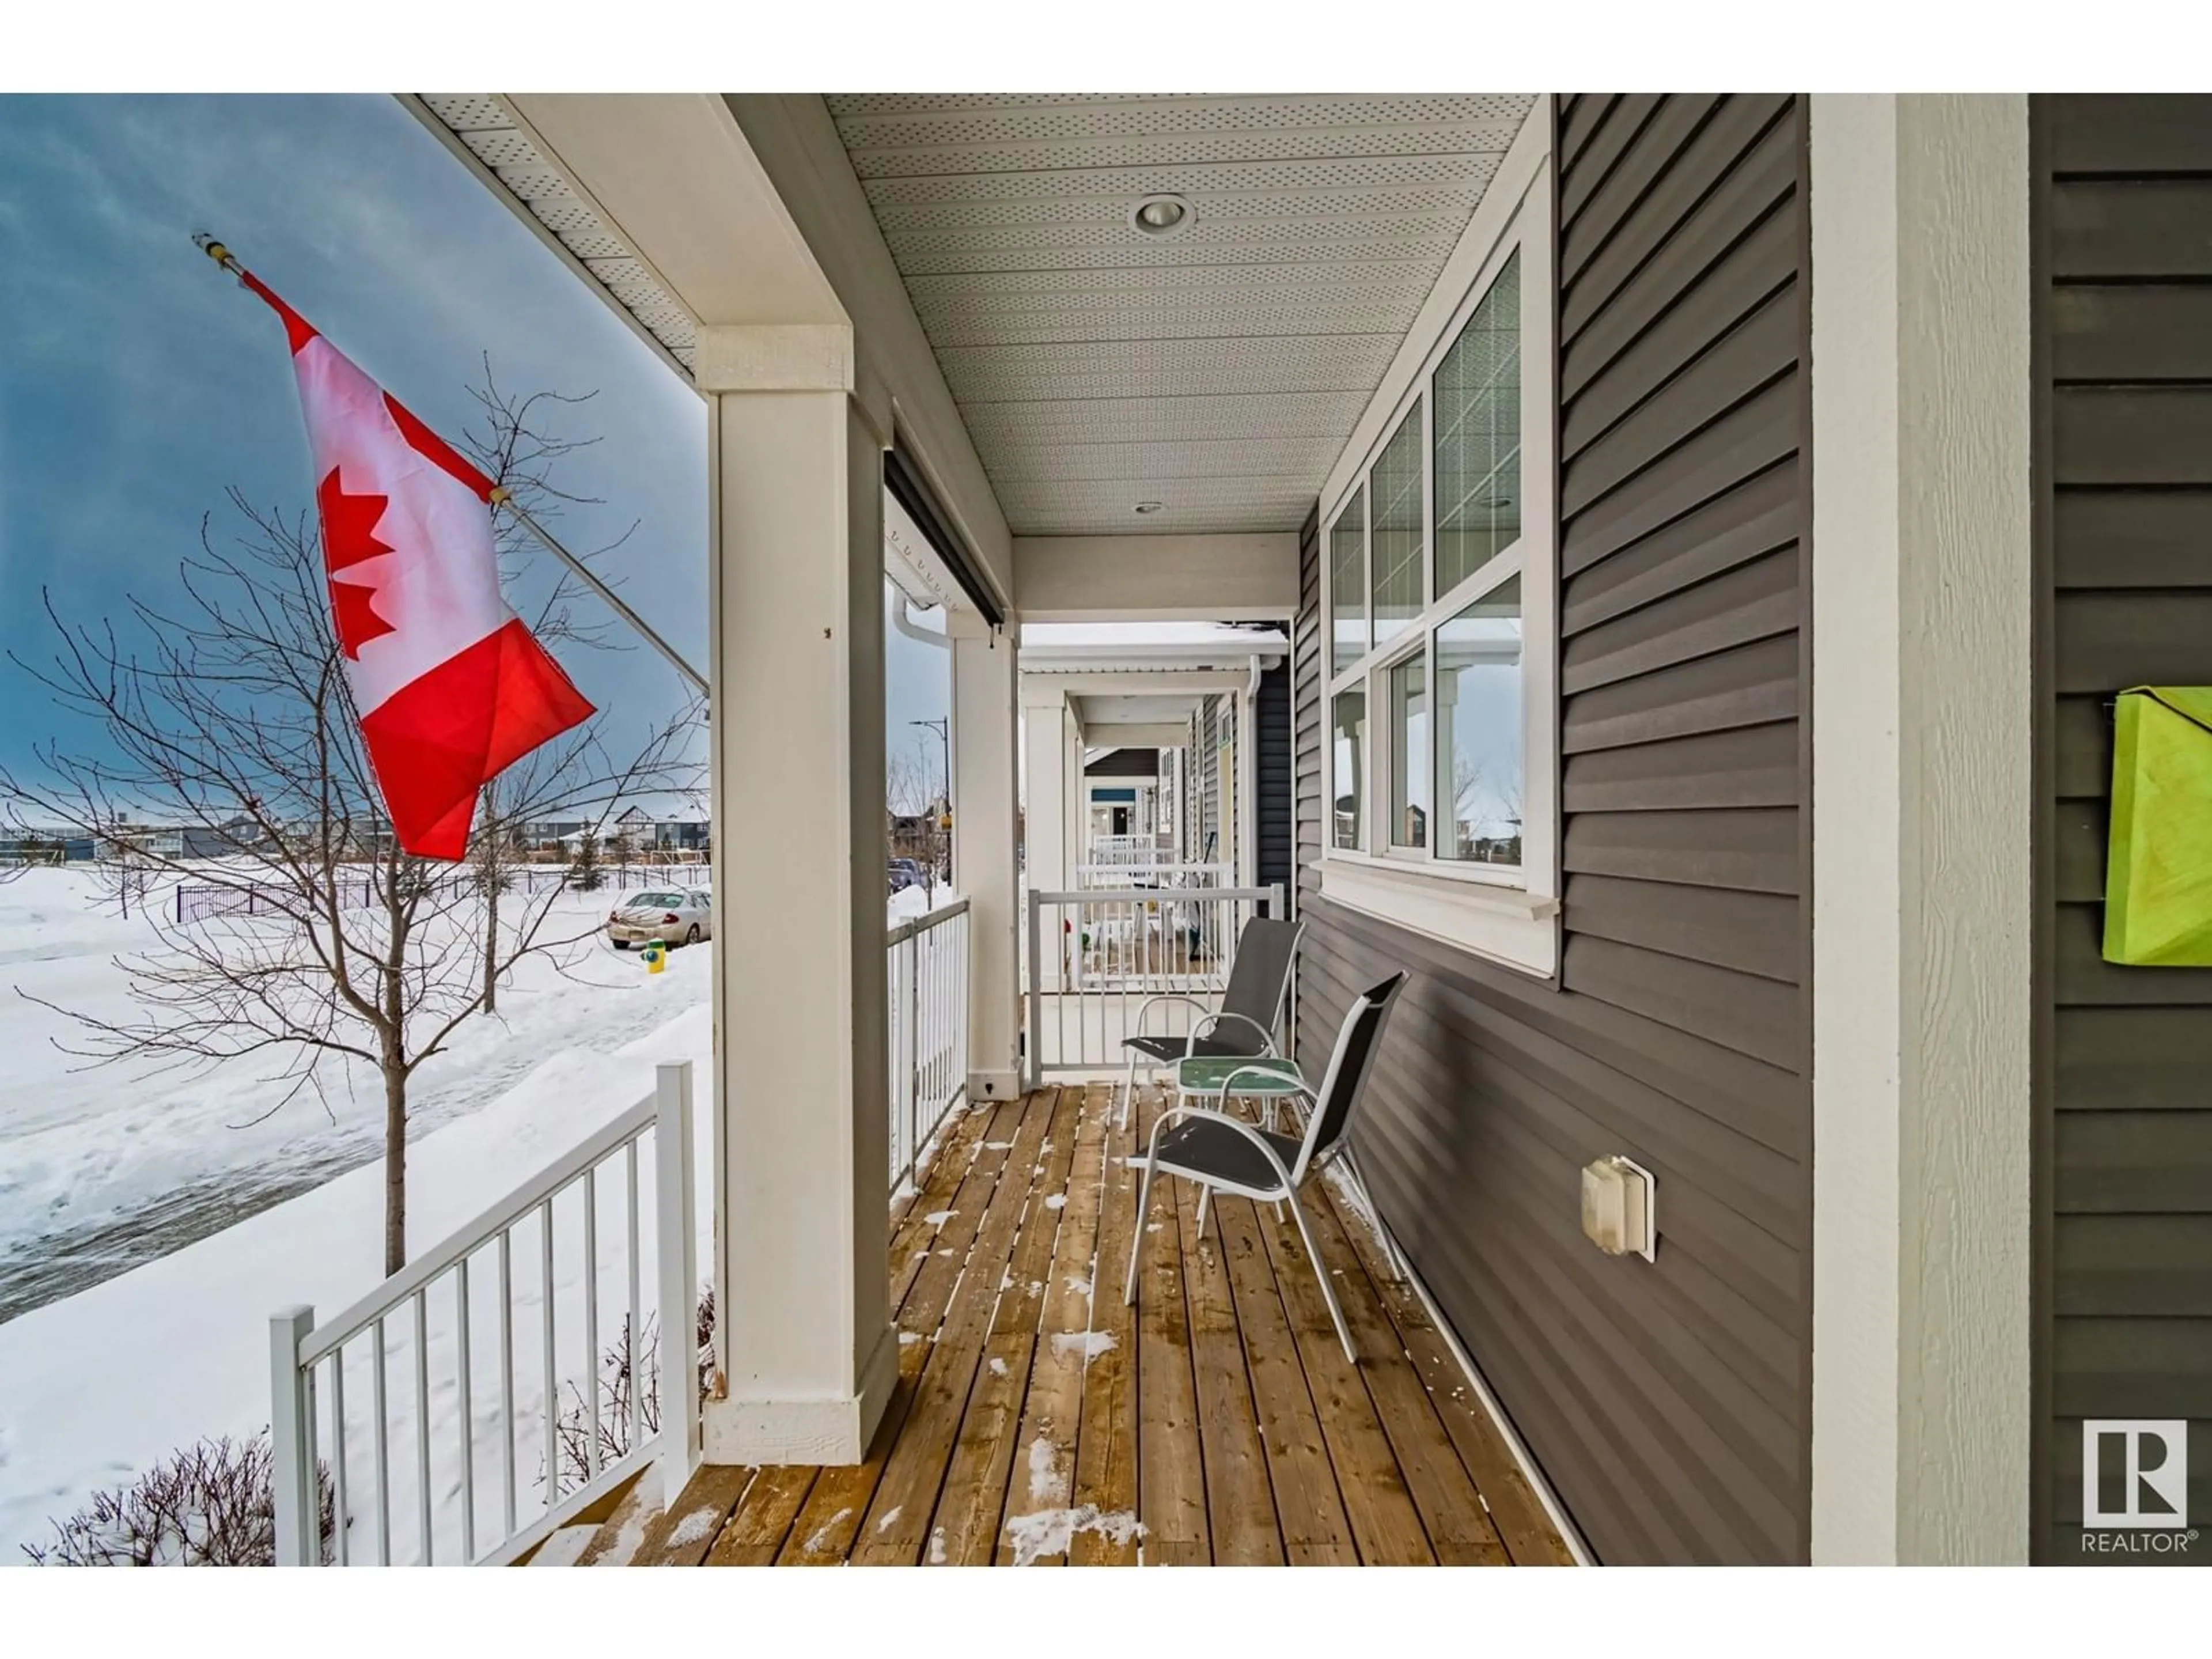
[1,377,703,1278]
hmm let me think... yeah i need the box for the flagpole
[489,491,709,697]
[194,232,711,700]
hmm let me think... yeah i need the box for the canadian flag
[242,272,594,861]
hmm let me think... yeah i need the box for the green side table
[1171,1053,1309,1131]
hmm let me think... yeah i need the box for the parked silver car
[606,889,712,949]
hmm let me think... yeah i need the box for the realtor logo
[2084,1420,2188,1529]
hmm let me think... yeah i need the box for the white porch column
[1021,681,1072,895]
[951,613,1022,1101]
[1808,95,2033,1564]
[701,324,896,1465]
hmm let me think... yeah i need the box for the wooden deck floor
[581,1083,1571,1566]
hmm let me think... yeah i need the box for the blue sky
[0,93,947,805]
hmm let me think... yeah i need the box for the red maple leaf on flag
[316,468,397,659]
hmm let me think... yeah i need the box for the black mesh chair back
[1290,973,1408,1183]
[1217,916,1302,1046]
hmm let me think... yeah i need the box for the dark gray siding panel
[1293,94,1811,1565]
[2033,94,2212,1565]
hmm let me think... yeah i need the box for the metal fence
[175,862,711,925]
[1024,883,1285,1086]
[887,899,969,1194]
[268,1064,698,1567]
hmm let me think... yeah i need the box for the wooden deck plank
[1302,1172,1509,1565]
[1069,1082,1143,1565]
[630,1463,753,1566]
[1180,1182,1287,1565]
[704,1464,816,1565]
[779,1094,1033,1566]
[932,1085,1084,1565]
[1211,1194,1360,1565]
[888,1089,996,1240]
[1254,1181,1435,1564]
[851,1090,1056,1563]
[1134,1095,1211,1564]
[1327,1169,1577,1566]
[994,1083,1103,1564]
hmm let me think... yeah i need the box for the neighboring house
[320,92,2198,1569]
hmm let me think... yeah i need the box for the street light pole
[908,717,950,886]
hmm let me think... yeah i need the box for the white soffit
[824,93,1536,537]
[406,95,700,378]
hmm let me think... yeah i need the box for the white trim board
[1808,93,2034,1567]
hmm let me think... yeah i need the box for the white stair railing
[268,1061,698,1566]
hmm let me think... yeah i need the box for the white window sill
[1319,854,1558,978]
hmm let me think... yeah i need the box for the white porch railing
[887,897,969,1193]
[268,1063,698,1566]
[1024,884,1285,1085]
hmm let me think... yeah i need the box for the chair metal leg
[1287,1190,1356,1365]
[1119,1053,1139,1131]
[1124,1152,1160,1306]
[1195,1183,1211,1239]
[1340,1149,1408,1284]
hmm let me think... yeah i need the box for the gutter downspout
[891,596,951,650]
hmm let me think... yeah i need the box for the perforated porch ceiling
[825,94,1536,537]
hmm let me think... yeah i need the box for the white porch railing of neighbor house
[1073,861,1234,891]
[1024,884,1285,1086]
[887,897,969,1193]
[1086,834,1170,868]
[267,1063,698,1567]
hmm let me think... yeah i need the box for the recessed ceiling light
[1129,194,1192,238]
[1134,501,1164,515]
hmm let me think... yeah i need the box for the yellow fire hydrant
[640,941,666,975]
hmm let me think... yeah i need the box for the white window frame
[1317,140,1559,979]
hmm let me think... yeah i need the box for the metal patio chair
[1124,972,1408,1364]
[1118,914,1302,1129]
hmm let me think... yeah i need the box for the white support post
[1808,94,2033,1565]
[268,1304,318,1566]
[654,1061,699,1505]
[700,325,896,1467]
[951,613,1022,1101]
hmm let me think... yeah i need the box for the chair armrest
[1192,1010,1279,1055]
[1143,1101,1302,1194]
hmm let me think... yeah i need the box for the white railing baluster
[499,1230,516,1539]
[624,1140,642,1456]
[583,1165,600,1483]
[413,1289,432,1564]
[456,1257,474,1563]
[330,1346,349,1565]
[371,1316,391,1567]
[539,1198,556,1509]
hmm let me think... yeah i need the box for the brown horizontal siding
[2034,94,2212,1565]
[1292,94,1811,1567]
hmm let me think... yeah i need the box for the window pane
[1435,577,1524,866]
[1369,406,1423,643]
[1329,487,1366,677]
[1389,653,1430,850]
[1331,688,1366,851]
[1434,249,1521,596]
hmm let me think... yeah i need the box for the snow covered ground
[0,868,711,1321]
